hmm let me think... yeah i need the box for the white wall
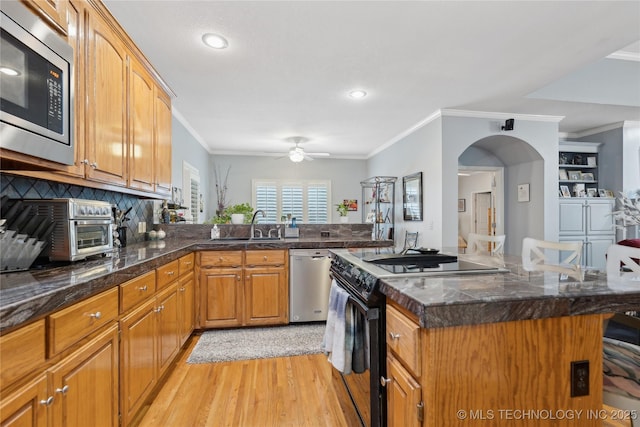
[207,155,367,223]
[367,117,443,250]
[367,111,561,254]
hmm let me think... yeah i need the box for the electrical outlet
[571,360,589,397]
[138,222,146,233]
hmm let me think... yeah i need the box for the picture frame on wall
[517,183,530,202]
[458,198,466,212]
[587,188,597,198]
[402,172,423,221]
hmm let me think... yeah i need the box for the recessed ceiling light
[349,90,367,99]
[202,33,228,49]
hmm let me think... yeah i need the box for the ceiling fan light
[202,33,228,49]
[289,147,305,162]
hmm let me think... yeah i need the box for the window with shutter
[252,179,331,224]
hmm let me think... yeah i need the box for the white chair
[400,231,419,254]
[466,233,505,256]
[521,237,583,276]
[606,244,640,277]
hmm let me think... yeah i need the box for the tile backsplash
[1,174,157,244]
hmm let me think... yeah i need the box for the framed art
[587,188,597,198]
[581,172,594,181]
[402,172,423,221]
[458,198,466,212]
[517,183,530,202]
[560,185,571,198]
[559,169,568,180]
[344,199,358,211]
[598,189,607,198]
[568,171,582,181]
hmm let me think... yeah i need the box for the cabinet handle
[263,256,268,261]
[40,396,54,406]
[80,159,89,165]
[179,287,185,292]
[236,275,241,281]
[90,162,98,169]
[380,376,391,387]
[184,261,192,265]
[389,332,401,340]
[56,385,69,395]
[165,271,175,276]
[138,285,148,292]
[154,305,164,313]
[89,311,102,319]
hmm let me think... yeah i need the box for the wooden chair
[606,243,640,277]
[466,233,505,256]
[521,237,583,276]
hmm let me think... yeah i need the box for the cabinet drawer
[0,320,46,387]
[157,260,179,289]
[48,287,118,356]
[386,304,421,377]
[179,253,195,276]
[120,270,156,313]
[245,250,287,267]
[200,251,243,268]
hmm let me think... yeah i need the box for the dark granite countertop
[379,253,640,328]
[0,237,392,334]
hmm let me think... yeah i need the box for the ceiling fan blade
[305,152,330,157]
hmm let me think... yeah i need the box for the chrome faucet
[250,210,266,238]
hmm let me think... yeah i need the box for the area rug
[187,323,326,364]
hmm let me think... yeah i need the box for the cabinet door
[200,268,243,328]
[586,200,615,235]
[156,284,180,377]
[559,201,586,235]
[386,353,422,427]
[86,9,128,186]
[178,271,195,347]
[120,298,157,427]
[244,266,288,326]
[154,88,172,197]
[128,58,155,192]
[49,325,119,427]
[21,0,67,35]
[0,374,49,427]
[586,236,616,270]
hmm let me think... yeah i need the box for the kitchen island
[369,251,639,427]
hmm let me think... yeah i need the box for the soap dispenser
[211,224,220,239]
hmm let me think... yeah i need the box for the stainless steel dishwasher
[289,249,332,322]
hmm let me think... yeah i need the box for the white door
[474,192,492,236]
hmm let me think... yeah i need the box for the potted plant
[336,202,349,223]
[226,203,254,224]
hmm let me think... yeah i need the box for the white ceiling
[103,1,640,160]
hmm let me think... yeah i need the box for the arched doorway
[458,135,544,255]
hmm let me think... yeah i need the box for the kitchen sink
[249,237,282,241]
[212,237,250,241]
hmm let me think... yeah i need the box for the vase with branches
[611,190,640,238]
[213,163,231,216]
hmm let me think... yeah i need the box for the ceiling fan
[282,137,330,162]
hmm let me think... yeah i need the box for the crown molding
[561,121,640,139]
[607,51,640,62]
[440,109,564,122]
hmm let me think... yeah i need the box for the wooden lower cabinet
[1,325,118,427]
[178,271,195,346]
[156,284,180,376]
[49,325,119,427]
[200,266,244,328]
[0,374,48,427]
[386,353,422,427]
[198,250,288,328]
[244,266,288,326]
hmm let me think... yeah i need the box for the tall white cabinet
[559,198,615,269]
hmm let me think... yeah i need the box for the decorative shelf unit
[361,176,397,243]
[558,141,601,198]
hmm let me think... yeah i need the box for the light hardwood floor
[133,334,633,427]
[132,333,361,427]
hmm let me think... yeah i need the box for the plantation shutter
[282,184,304,222]
[307,183,328,224]
[252,179,331,224]
[254,182,277,224]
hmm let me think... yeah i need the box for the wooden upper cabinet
[21,0,68,35]
[85,8,128,186]
[154,88,172,196]
[128,59,155,192]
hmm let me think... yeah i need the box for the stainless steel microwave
[0,1,74,165]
